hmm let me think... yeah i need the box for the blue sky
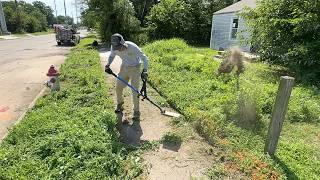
[24,0,79,22]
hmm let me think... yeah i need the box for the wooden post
[265,76,294,155]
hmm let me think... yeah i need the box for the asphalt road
[0,34,74,140]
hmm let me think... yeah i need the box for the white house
[210,0,256,52]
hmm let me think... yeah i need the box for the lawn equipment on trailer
[106,68,181,118]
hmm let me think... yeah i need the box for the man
[105,33,148,121]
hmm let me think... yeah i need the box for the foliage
[146,0,235,45]
[82,0,141,42]
[25,10,47,33]
[129,0,159,25]
[242,0,320,84]
[32,1,55,25]
[2,1,51,33]
[144,39,320,179]
[80,0,235,45]
[146,0,191,41]
[56,15,74,25]
[0,38,143,179]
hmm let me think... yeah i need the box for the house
[210,0,256,52]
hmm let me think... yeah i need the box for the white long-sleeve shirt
[107,41,148,70]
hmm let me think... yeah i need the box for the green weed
[144,39,320,179]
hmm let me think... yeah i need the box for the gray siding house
[210,0,256,52]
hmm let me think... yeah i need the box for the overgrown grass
[30,29,54,36]
[0,38,143,179]
[144,39,320,179]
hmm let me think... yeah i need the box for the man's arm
[106,46,116,67]
[105,47,115,74]
[133,44,149,81]
[133,44,148,71]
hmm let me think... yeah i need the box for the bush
[2,1,48,33]
[242,0,320,84]
[83,0,141,42]
[146,0,191,41]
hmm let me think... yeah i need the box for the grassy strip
[30,29,54,36]
[10,29,54,37]
[0,38,142,179]
[144,39,320,179]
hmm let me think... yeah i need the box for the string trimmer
[106,69,180,118]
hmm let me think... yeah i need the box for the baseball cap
[111,33,128,50]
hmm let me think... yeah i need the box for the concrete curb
[1,87,47,142]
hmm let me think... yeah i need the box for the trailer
[55,25,80,46]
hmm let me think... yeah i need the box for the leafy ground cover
[144,39,320,179]
[0,38,143,179]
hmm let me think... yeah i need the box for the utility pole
[63,0,67,17]
[0,0,10,34]
[54,0,58,18]
[63,0,67,25]
[75,0,78,24]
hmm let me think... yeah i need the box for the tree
[32,1,55,26]
[147,0,191,40]
[146,0,234,45]
[25,10,47,32]
[130,0,159,25]
[83,0,141,41]
[56,15,74,25]
[242,0,320,83]
[2,1,48,33]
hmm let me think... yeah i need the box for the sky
[24,0,80,23]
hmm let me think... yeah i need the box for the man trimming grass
[105,33,149,122]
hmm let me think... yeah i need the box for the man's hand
[105,65,113,74]
[141,69,148,81]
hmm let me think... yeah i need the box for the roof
[214,0,256,15]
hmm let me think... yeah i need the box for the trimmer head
[162,110,181,118]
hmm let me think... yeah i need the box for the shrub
[242,0,320,84]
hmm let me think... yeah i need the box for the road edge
[0,87,47,142]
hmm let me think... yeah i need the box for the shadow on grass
[161,133,182,152]
[272,155,299,180]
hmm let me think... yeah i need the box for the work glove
[105,65,113,74]
[141,69,148,81]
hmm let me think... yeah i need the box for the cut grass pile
[144,39,320,179]
[0,38,142,179]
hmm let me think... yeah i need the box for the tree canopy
[82,0,141,41]
[81,0,234,45]
[242,0,320,84]
[2,1,54,33]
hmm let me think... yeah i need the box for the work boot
[114,103,124,113]
[132,120,142,133]
[132,111,141,121]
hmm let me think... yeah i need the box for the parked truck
[54,25,80,46]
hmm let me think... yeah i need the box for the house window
[231,18,239,39]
